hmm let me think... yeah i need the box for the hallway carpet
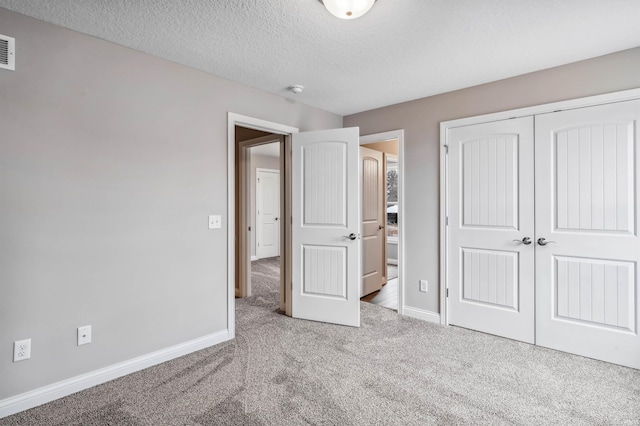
[3,258,639,425]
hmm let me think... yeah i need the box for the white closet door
[535,99,640,369]
[447,117,535,343]
[256,169,280,259]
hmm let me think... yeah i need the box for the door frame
[440,88,640,327]
[360,130,405,315]
[255,167,280,260]
[228,113,298,339]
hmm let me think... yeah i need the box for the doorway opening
[234,127,284,306]
[229,114,400,333]
[228,114,298,338]
[359,130,404,314]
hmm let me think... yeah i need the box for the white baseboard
[251,255,258,261]
[387,259,398,266]
[403,306,441,324]
[0,329,231,419]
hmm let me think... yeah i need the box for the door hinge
[446,288,449,298]
[445,216,449,226]
[444,145,449,154]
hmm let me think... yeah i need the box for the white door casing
[360,146,385,297]
[535,99,640,369]
[447,117,536,343]
[291,127,361,327]
[256,169,280,259]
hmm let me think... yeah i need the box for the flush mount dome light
[322,0,376,19]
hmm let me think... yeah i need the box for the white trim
[251,255,258,261]
[442,88,640,130]
[387,259,398,266]
[403,306,441,324]
[440,123,448,325]
[439,87,640,328]
[360,129,405,316]
[228,113,299,339]
[360,130,403,145]
[0,330,230,419]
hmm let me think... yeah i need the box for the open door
[291,127,361,327]
[360,146,385,297]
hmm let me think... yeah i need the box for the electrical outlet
[78,325,92,346]
[420,280,428,292]
[14,339,31,362]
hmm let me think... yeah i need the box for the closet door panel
[535,99,640,369]
[447,117,535,343]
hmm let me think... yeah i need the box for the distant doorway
[359,130,404,313]
[234,127,284,305]
[255,168,280,259]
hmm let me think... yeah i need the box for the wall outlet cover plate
[14,339,31,362]
[78,325,92,345]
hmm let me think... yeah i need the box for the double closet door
[447,99,640,369]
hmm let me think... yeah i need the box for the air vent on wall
[0,34,15,71]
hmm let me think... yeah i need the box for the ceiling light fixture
[321,0,376,20]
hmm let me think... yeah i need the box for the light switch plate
[420,280,428,292]
[208,215,221,229]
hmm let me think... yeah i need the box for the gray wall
[249,151,280,258]
[345,47,640,314]
[0,8,341,400]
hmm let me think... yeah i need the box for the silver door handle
[537,238,557,246]
[513,237,532,245]
[343,233,357,240]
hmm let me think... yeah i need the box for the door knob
[512,237,532,245]
[343,233,357,240]
[378,225,385,230]
[537,237,557,246]
[274,217,278,221]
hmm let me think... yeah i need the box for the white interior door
[291,127,361,327]
[360,146,385,297]
[447,117,535,343]
[535,99,640,369]
[256,168,280,259]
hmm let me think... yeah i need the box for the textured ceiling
[1,0,639,115]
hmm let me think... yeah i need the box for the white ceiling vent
[0,34,15,71]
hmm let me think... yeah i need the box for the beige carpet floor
[2,257,639,425]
